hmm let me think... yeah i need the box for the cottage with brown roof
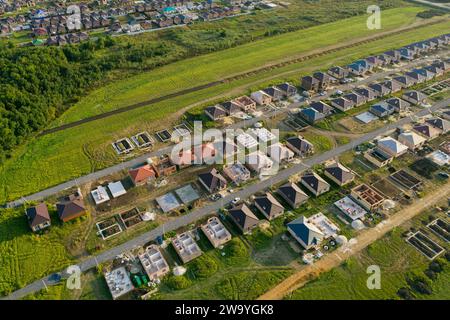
[57,193,87,222]
[254,192,284,220]
[229,203,259,234]
[26,203,51,232]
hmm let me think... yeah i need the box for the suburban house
[267,142,295,163]
[26,203,51,232]
[234,95,257,111]
[364,147,393,168]
[129,164,156,186]
[138,245,170,281]
[413,123,441,140]
[424,65,444,77]
[347,59,372,76]
[385,97,410,112]
[228,203,259,234]
[313,71,335,87]
[405,71,425,84]
[394,75,415,88]
[262,87,284,101]
[330,97,354,111]
[365,56,383,67]
[377,137,408,158]
[151,155,177,177]
[245,151,274,174]
[205,105,227,120]
[299,107,325,124]
[350,184,385,212]
[324,162,355,186]
[369,102,395,118]
[254,192,285,220]
[277,182,309,208]
[310,101,334,115]
[398,131,427,150]
[276,82,297,97]
[354,87,377,102]
[221,100,242,116]
[300,172,331,197]
[57,192,87,222]
[368,83,390,97]
[285,136,314,157]
[328,66,349,80]
[384,50,401,63]
[200,217,232,248]
[301,75,320,91]
[223,163,251,185]
[414,68,435,81]
[198,168,227,193]
[399,47,414,60]
[382,79,402,93]
[287,216,324,249]
[402,91,427,105]
[343,92,367,106]
[250,90,272,105]
[426,117,449,133]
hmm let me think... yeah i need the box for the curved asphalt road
[3,97,449,300]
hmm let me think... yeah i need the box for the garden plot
[119,208,143,229]
[372,178,403,199]
[427,219,450,242]
[96,216,123,240]
[155,129,172,142]
[421,78,450,96]
[131,131,154,149]
[410,158,439,179]
[406,231,445,260]
[389,169,422,190]
[284,116,309,131]
[112,138,135,155]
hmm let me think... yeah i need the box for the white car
[231,197,241,205]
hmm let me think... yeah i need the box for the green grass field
[1,8,449,203]
[288,212,450,300]
[0,206,89,296]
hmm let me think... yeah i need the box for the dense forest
[0,0,406,162]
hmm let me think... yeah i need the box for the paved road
[6,52,447,208]
[4,97,449,300]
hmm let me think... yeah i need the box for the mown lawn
[1,13,449,203]
[0,206,88,296]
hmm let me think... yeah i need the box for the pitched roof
[278,182,309,206]
[205,105,226,118]
[324,163,355,184]
[26,203,50,227]
[301,172,330,193]
[378,137,408,154]
[57,198,86,221]
[385,97,410,110]
[229,203,259,231]
[300,107,325,122]
[286,136,313,153]
[198,168,227,191]
[398,131,426,146]
[254,193,284,218]
[413,124,441,138]
[287,216,324,247]
[129,165,156,183]
[426,117,449,132]
[309,101,333,114]
[403,90,427,103]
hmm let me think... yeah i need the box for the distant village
[0,0,280,46]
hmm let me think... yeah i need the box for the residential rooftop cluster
[0,0,278,45]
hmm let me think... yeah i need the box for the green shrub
[190,255,219,279]
[166,275,192,290]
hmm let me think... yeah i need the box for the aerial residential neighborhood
[0,0,449,312]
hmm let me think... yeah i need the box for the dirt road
[258,181,450,300]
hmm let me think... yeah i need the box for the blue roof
[287,217,321,247]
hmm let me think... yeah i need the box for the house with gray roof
[330,97,354,111]
[354,87,377,102]
[254,192,284,220]
[287,216,324,249]
[402,91,427,105]
[344,92,367,106]
[385,97,410,112]
[426,117,449,133]
[229,203,259,234]
[310,101,334,115]
[277,182,309,208]
[300,172,330,197]
[198,168,227,193]
[285,136,314,157]
[205,105,227,120]
[324,162,355,186]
